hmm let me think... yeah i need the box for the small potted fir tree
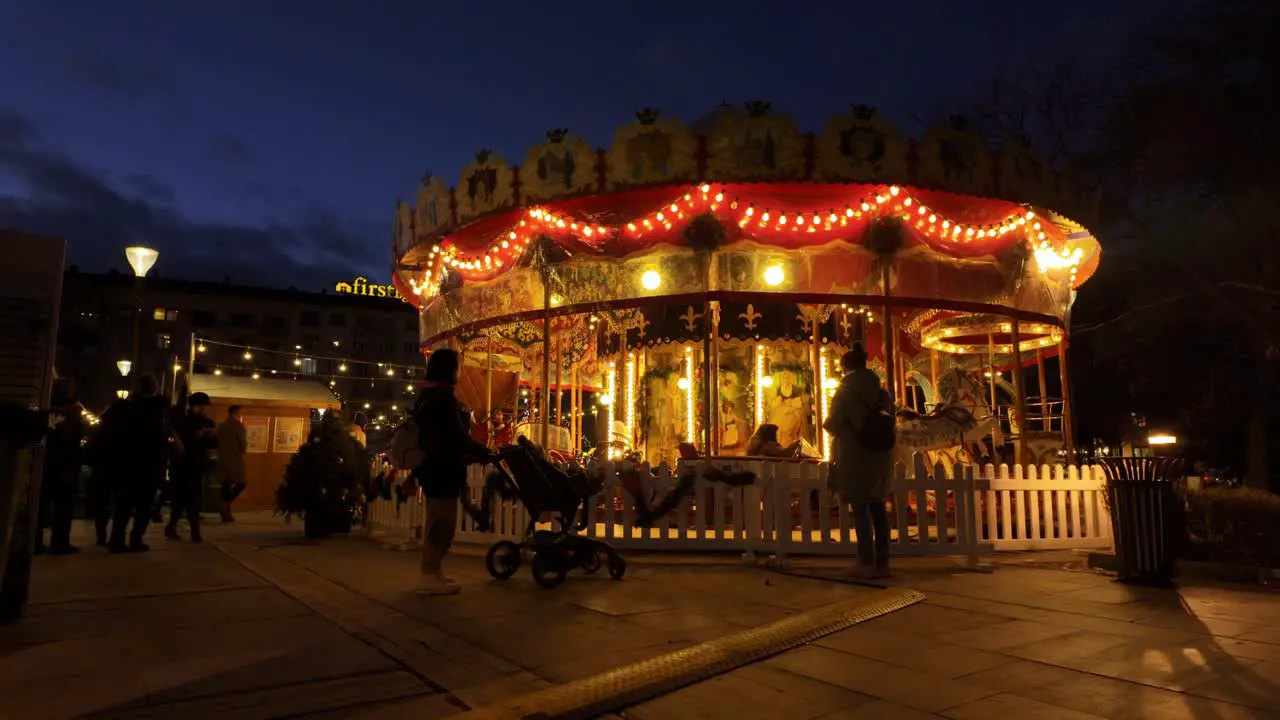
[276,412,369,538]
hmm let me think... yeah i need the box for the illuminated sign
[334,277,407,302]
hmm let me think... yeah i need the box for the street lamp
[116,360,132,376]
[124,245,159,382]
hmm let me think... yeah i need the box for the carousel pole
[987,333,1001,446]
[540,276,552,448]
[1010,319,1028,466]
[485,331,494,446]
[1036,349,1050,431]
[881,266,897,403]
[809,313,823,457]
[1058,335,1077,464]
[702,304,713,456]
[710,306,721,456]
[929,348,940,411]
[555,345,564,428]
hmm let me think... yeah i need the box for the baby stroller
[482,438,626,588]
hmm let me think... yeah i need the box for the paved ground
[2,513,1279,719]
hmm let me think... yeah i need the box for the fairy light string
[409,183,1077,296]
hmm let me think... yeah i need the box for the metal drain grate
[453,587,925,720]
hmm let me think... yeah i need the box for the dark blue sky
[0,0,1165,290]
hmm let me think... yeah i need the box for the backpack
[388,416,424,470]
[857,392,897,452]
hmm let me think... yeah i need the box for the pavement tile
[1003,629,1134,666]
[816,625,1011,679]
[299,693,459,719]
[943,692,1109,719]
[954,658,1084,694]
[1185,659,1280,712]
[809,700,945,719]
[937,618,1077,650]
[1020,670,1271,720]
[623,663,876,720]
[89,670,430,720]
[766,645,996,713]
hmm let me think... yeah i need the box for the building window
[301,334,320,348]
[153,308,179,322]
[262,316,289,334]
[299,358,318,374]
[157,333,172,349]
[329,312,346,326]
[404,342,418,356]
[230,313,254,328]
[301,310,321,327]
[191,311,217,327]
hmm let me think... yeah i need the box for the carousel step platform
[449,586,924,720]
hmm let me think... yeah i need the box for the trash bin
[1101,457,1185,586]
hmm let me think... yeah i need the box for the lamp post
[124,246,159,380]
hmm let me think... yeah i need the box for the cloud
[209,133,253,163]
[62,51,189,121]
[0,108,381,290]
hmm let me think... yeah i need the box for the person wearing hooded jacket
[413,348,491,595]
[166,392,217,542]
[824,343,895,579]
[36,378,86,554]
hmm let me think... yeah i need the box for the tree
[954,0,1279,484]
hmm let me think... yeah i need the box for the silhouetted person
[414,349,490,595]
[167,393,216,542]
[36,378,85,554]
[824,343,895,579]
[216,405,247,522]
[107,375,171,553]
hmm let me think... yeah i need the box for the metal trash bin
[1101,458,1185,586]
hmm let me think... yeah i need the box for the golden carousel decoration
[389,104,1101,470]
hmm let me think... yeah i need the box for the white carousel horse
[894,368,999,470]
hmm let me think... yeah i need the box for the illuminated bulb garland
[754,344,767,427]
[412,183,1072,296]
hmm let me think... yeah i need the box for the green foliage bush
[276,413,369,530]
[1181,486,1280,568]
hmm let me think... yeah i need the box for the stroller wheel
[580,549,604,574]
[531,551,568,589]
[485,541,522,580]
[608,554,627,580]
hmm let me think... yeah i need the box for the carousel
[390,105,1100,474]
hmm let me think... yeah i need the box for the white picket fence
[364,455,1112,564]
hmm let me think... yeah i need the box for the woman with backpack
[824,342,896,579]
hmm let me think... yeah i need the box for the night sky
[1,0,1165,291]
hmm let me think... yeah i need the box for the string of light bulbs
[195,337,422,376]
[410,182,1069,294]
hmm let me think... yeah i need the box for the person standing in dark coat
[414,349,491,595]
[36,378,86,554]
[107,375,172,553]
[166,392,217,542]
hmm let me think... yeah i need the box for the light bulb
[763,265,785,287]
[640,270,661,291]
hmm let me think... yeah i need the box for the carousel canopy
[390,105,1101,345]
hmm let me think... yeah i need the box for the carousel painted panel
[606,109,698,190]
[704,102,806,182]
[455,150,514,224]
[814,105,907,184]
[519,129,598,203]
[413,174,452,238]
